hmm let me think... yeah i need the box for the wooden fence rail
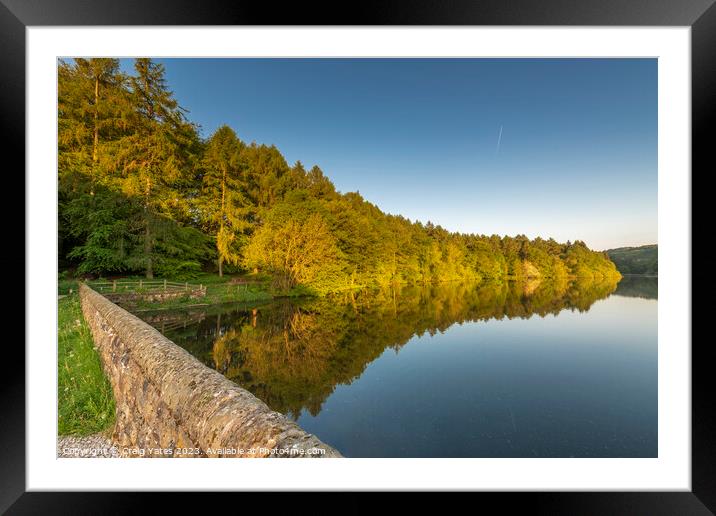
[86,279,204,294]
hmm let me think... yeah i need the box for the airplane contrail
[496,125,503,155]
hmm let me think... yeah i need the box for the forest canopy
[606,245,658,275]
[58,58,621,293]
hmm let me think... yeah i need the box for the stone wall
[104,287,205,306]
[79,283,341,458]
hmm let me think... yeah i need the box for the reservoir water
[138,276,657,457]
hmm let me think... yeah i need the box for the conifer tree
[58,58,129,190]
[114,58,199,278]
[57,58,621,289]
[199,125,250,276]
[58,58,134,271]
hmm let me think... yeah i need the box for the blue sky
[120,58,657,251]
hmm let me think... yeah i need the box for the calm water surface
[139,276,657,457]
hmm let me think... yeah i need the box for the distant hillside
[606,245,658,275]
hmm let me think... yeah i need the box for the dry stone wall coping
[79,283,341,458]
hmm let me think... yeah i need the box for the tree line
[606,245,657,275]
[59,58,621,293]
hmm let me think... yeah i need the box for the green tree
[244,211,343,292]
[112,58,200,278]
[198,125,250,276]
[57,58,623,289]
[58,58,129,190]
[58,58,134,271]
[240,143,290,208]
[307,165,337,199]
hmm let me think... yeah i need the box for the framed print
[5,0,713,512]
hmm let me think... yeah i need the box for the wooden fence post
[113,280,117,292]
[139,279,143,289]
[185,282,188,292]
[164,279,167,291]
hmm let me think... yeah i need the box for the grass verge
[124,273,314,311]
[58,294,115,436]
[59,272,317,311]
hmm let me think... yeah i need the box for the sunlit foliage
[59,58,621,289]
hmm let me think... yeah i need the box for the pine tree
[240,143,290,208]
[114,58,199,278]
[57,58,621,289]
[58,58,129,190]
[58,58,134,272]
[198,125,250,276]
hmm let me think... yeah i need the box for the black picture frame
[4,0,711,512]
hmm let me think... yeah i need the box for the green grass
[55,272,309,434]
[110,272,308,310]
[59,271,316,312]
[58,295,115,436]
[58,277,80,296]
[132,281,275,310]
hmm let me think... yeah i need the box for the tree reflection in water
[144,277,619,420]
